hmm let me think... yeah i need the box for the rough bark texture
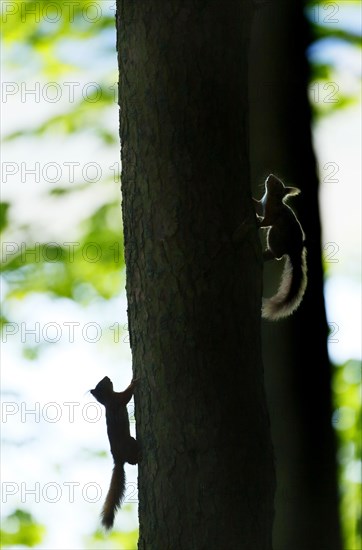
[117,1,275,549]
[249,1,342,549]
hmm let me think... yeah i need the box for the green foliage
[2,0,115,76]
[22,345,42,361]
[312,24,362,48]
[85,524,139,550]
[306,1,361,118]
[2,1,118,145]
[2,200,124,303]
[306,6,361,543]
[1,0,124,314]
[0,509,46,548]
[1,5,129,543]
[3,87,118,143]
[0,203,10,233]
[332,360,362,550]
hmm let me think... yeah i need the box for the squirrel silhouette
[254,174,307,320]
[91,376,139,529]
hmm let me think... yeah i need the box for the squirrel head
[266,174,300,202]
[90,376,114,405]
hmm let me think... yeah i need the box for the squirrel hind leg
[126,437,140,465]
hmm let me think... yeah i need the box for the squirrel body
[255,174,307,320]
[91,376,139,530]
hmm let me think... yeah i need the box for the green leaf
[0,509,46,547]
[0,203,10,233]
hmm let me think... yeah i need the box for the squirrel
[90,376,140,530]
[254,174,307,320]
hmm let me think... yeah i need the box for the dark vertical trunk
[117,1,275,549]
[249,1,342,549]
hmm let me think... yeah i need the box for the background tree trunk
[249,2,342,549]
[117,1,275,549]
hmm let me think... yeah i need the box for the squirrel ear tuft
[285,186,300,196]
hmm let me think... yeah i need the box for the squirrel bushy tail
[262,247,307,320]
[101,462,125,530]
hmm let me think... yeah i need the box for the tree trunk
[117,1,275,549]
[249,1,342,549]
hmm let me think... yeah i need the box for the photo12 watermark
[1,240,122,264]
[1,480,138,504]
[1,2,116,24]
[1,321,130,344]
[1,399,135,424]
[1,161,121,184]
[1,81,118,104]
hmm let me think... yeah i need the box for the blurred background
[0,1,360,548]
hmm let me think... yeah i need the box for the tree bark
[117,1,275,549]
[249,1,342,549]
